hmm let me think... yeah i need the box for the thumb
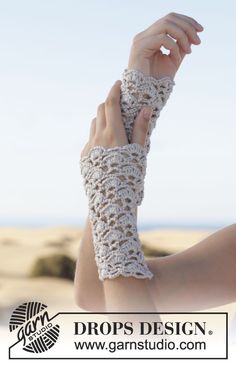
[131,106,153,146]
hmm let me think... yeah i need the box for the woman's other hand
[128,12,204,79]
[81,81,153,158]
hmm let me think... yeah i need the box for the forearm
[103,275,157,312]
[74,206,147,312]
[74,68,174,310]
[75,221,158,312]
[103,274,162,333]
[99,70,174,312]
[74,215,106,311]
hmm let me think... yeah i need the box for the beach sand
[0,226,235,362]
[0,226,235,331]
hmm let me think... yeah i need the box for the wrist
[128,51,151,76]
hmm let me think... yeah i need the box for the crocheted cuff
[120,68,175,153]
[80,143,154,281]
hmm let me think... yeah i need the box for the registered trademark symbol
[208,330,213,335]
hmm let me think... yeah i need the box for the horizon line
[0,219,232,231]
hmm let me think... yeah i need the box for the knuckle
[166,12,176,19]
[132,31,143,42]
[105,95,117,106]
[97,102,105,113]
[90,118,96,129]
[81,143,89,158]
[163,18,172,26]
[132,33,139,43]
[165,19,185,38]
[162,18,171,29]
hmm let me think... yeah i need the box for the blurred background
[0,0,235,228]
[0,1,235,357]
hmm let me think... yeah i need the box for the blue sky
[0,0,235,228]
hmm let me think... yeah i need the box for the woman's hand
[81,80,153,158]
[128,12,204,79]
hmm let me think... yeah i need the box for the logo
[9,302,60,353]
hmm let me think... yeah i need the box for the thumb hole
[131,106,152,146]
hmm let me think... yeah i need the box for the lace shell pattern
[80,143,154,281]
[121,68,175,153]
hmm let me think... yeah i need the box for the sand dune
[0,226,214,277]
[0,226,235,328]
[0,227,82,277]
[0,226,235,359]
[139,228,214,253]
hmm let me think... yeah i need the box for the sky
[0,0,235,228]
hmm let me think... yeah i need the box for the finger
[81,142,89,158]
[96,102,106,131]
[176,41,187,62]
[171,13,204,32]
[163,19,192,53]
[105,80,124,131]
[131,106,153,146]
[167,18,201,45]
[89,118,96,139]
[146,33,182,64]
[137,13,203,46]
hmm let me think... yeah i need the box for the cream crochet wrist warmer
[80,143,154,281]
[121,68,175,153]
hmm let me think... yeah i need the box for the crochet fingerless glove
[120,68,175,153]
[80,69,174,281]
[80,143,154,281]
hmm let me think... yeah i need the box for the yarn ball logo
[9,302,60,353]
